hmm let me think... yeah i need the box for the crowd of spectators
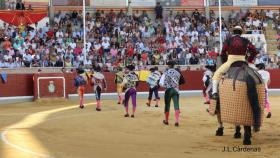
[0,4,280,70]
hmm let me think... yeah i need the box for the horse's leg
[216,111,224,136]
[234,125,241,138]
[243,126,252,145]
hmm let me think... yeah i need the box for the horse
[209,61,265,145]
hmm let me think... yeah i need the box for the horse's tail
[245,68,261,129]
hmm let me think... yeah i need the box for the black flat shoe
[175,123,179,127]
[234,132,242,139]
[204,101,210,104]
[96,108,101,111]
[163,120,169,125]
[155,105,159,107]
[253,126,260,133]
[216,127,224,136]
[267,112,271,118]
[124,114,129,117]
[131,115,134,118]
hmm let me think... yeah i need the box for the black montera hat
[256,63,265,70]
[149,67,155,72]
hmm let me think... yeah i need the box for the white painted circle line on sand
[1,130,53,158]
[0,103,96,158]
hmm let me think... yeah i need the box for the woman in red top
[127,45,134,57]
[74,45,82,56]
[141,51,148,65]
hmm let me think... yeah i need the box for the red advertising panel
[181,0,204,6]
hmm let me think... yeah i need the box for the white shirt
[202,70,213,85]
[266,11,273,18]
[69,42,77,49]
[252,30,260,34]
[191,31,198,37]
[56,31,64,38]
[102,41,110,49]
[43,26,49,33]
[258,70,270,89]
[253,20,261,27]
[84,59,92,66]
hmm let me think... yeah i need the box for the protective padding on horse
[219,79,265,126]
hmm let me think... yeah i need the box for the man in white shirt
[56,30,64,38]
[72,29,81,39]
[191,28,199,37]
[102,39,110,53]
[43,22,49,34]
[266,9,274,19]
[256,63,271,118]
[254,37,264,51]
[252,19,261,28]
[101,34,110,42]
[69,41,77,49]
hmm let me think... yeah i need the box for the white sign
[48,81,56,93]
[131,0,156,7]
[93,0,126,7]
[233,0,258,6]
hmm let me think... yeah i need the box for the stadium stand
[0,2,279,70]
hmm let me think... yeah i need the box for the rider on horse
[211,26,259,99]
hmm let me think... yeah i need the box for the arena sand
[0,96,279,158]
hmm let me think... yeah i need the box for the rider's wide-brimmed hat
[233,26,244,34]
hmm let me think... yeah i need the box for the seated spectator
[189,54,199,65]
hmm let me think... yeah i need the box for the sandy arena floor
[0,96,279,158]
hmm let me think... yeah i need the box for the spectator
[16,0,25,10]
[155,2,163,20]
[254,37,265,51]
[0,8,278,70]
[189,54,199,65]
